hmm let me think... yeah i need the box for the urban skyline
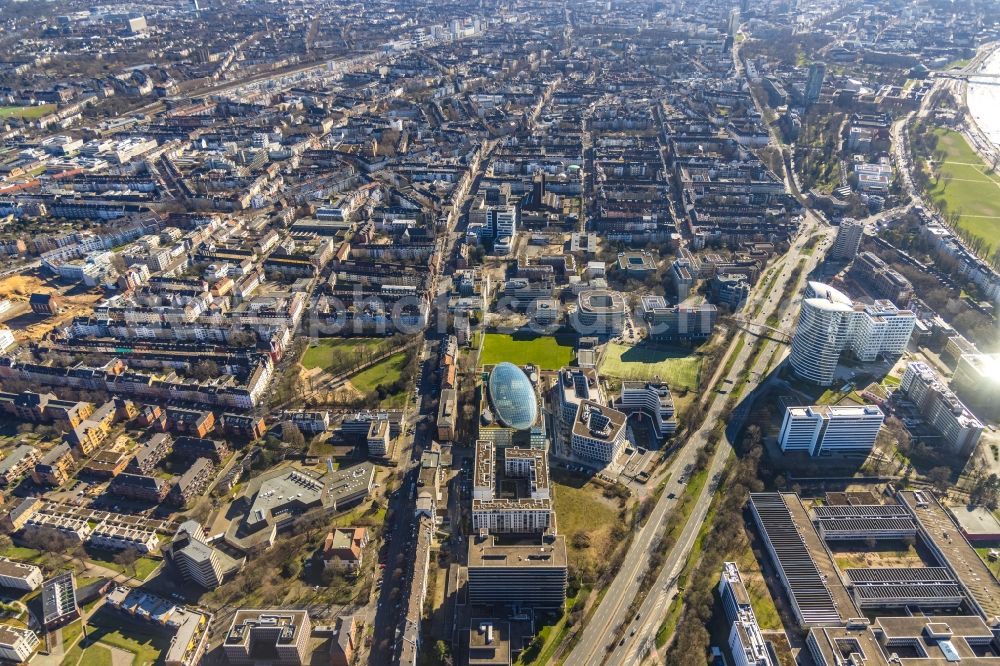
[0,0,997,665]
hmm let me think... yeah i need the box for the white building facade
[778,404,884,457]
[789,282,914,386]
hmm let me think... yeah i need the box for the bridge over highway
[730,316,793,343]
[933,71,1000,82]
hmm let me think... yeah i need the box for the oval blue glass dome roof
[487,362,538,431]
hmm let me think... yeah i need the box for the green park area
[350,352,408,393]
[347,351,411,408]
[926,128,1000,257]
[479,332,575,370]
[61,607,172,666]
[0,544,158,580]
[599,343,701,391]
[300,337,386,371]
[62,642,114,666]
[0,104,56,119]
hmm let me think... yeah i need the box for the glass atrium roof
[487,362,538,431]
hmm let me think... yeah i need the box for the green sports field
[599,343,701,390]
[479,332,576,370]
[0,104,56,119]
[926,128,1000,257]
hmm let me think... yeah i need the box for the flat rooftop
[0,557,38,579]
[558,367,599,409]
[809,616,1000,666]
[949,503,1000,538]
[504,447,549,492]
[246,469,326,528]
[571,400,627,443]
[468,535,567,569]
[898,490,1000,620]
[469,620,511,666]
[749,493,855,627]
[784,493,859,621]
[787,404,883,419]
[474,440,495,494]
[578,289,626,314]
[226,609,308,645]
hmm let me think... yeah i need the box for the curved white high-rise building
[788,281,916,386]
[789,282,857,385]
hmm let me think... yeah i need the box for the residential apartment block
[0,445,39,486]
[32,444,75,486]
[899,362,983,454]
[472,441,553,534]
[719,562,777,666]
[0,558,44,592]
[830,218,864,261]
[0,625,40,663]
[224,610,312,666]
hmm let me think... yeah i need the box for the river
[967,48,1000,151]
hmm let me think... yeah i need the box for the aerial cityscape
[0,0,997,665]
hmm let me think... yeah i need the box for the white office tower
[830,218,864,260]
[789,282,855,386]
[727,8,741,38]
[489,206,517,255]
[778,404,884,457]
[616,381,677,440]
[789,282,915,386]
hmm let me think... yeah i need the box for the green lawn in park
[349,352,408,394]
[61,642,113,666]
[479,333,576,370]
[302,338,385,370]
[925,128,1000,257]
[61,607,172,666]
[301,337,385,370]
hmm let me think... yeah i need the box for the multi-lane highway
[565,210,833,665]
[609,216,835,665]
[566,33,836,666]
